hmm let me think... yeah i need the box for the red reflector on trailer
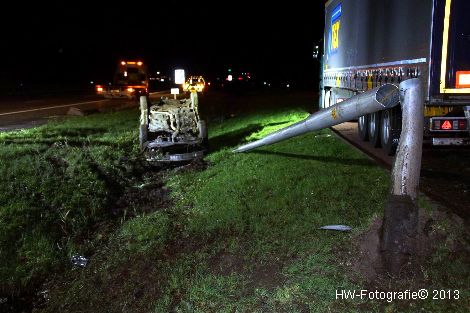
[441,120,452,130]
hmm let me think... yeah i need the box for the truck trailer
[320,0,470,155]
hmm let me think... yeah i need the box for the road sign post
[171,88,179,100]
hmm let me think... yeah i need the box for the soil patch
[208,249,286,291]
[116,180,171,216]
[342,203,469,291]
[172,158,208,174]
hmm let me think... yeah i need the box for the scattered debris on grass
[319,224,352,231]
[71,255,89,268]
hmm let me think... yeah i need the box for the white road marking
[149,90,170,95]
[1,90,170,117]
[0,100,104,116]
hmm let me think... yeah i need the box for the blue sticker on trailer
[331,3,342,23]
[329,3,342,55]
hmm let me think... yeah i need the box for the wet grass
[1,93,469,312]
[0,108,151,308]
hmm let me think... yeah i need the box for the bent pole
[381,78,424,274]
[233,84,399,153]
[390,78,424,200]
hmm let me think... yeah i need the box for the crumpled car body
[139,92,208,162]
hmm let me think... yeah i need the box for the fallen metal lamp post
[233,84,399,153]
[234,79,425,275]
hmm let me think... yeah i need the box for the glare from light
[161,79,165,82]
[175,69,185,84]
[137,61,143,66]
[127,87,134,92]
[124,71,128,77]
[157,71,160,75]
[121,61,126,65]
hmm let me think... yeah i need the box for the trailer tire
[358,115,369,141]
[380,107,401,156]
[324,90,332,108]
[368,111,381,147]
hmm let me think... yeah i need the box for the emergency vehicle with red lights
[96,61,149,99]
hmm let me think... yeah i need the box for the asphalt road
[0,91,169,131]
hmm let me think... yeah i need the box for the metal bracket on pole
[381,78,424,275]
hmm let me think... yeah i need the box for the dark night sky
[1,1,325,88]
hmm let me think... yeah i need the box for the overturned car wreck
[139,91,208,162]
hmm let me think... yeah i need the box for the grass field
[1,92,468,312]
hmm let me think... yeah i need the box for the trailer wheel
[380,107,401,155]
[323,90,332,108]
[368,111,381,147]
[358,115,369,141]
